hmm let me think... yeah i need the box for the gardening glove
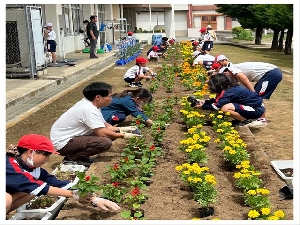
[124,132,142,139]
[92,197,120,211]
[119,126,138,133]
[72,190,80,200]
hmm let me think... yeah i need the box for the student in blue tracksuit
[6,134,120,213]
[195,73,265,126]
[101,88,153,126]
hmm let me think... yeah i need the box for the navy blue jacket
[101,95,148,123]
[202,86,263,110]
[6,156,70,196]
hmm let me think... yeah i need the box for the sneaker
[62,156,93,167]
[246,120,267,128]
[129,83,140,87]
[136,82,143,87]
[234,119,252,127]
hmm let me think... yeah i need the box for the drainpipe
[188,4,192,28]
[149,4,152,31]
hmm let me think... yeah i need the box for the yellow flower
[218,111,223,114]
[229,149,236,154]
[191,217,201,220]
[267,216,279,220]
[209,113,215,118]
[248,209,260,218]
[247,190,257,195]
[261,208,271,215]
[233,173,241,179]
[217,115,223,119]
[274,210,285,218]
[175,165,183,171]
[225,112,230,115]
[257,188,270,195]
[214,138,220,143]
[212,218,220,220]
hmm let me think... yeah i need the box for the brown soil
[6,45,293,220]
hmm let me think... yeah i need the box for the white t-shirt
[234,62,278,82]
[50,98,106,150]
[219,62,242,75]
[193,54,215,65]
[147,51,158,59]
[124,65,149,79]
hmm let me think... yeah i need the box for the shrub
[238,29,254,41]
[232,26,244,37]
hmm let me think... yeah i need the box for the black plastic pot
[130,209,145,217]
[143,180,151,186]
[279,185,293,199]
[198,207,214,218]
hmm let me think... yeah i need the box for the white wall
[216,16,224,30]
[174,11,188,36]
[174,4,188,10]
[136,12,165,31]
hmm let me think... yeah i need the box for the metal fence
[6,5,46,79]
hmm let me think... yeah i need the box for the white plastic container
[9,212,52,220]
[16,196,66,220]
[270,160,293,187]
[52,164,85,188]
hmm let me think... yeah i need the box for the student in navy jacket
[195,73,265,126]
[101,88,153,126]
[6,134,120,213]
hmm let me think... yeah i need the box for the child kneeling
[195,73,265,126]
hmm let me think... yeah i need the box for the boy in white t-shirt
[124,57,156,87]
[147,45,159,61]
[50,82,142,166]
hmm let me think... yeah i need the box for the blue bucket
[100,23,106,31]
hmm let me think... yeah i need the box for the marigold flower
[267,216,279,220]
[150,145,155,150]
[248,209,260,218]
[85,176,91,181]
[274,210,285,218]
[247,190,257,195]
[261,208,271,215]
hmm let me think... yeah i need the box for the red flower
[113,163,119,170]
[124,157,129,162]
[112,115,119,121]
[112,182,119,187]
[136,120,140,125]
[84,176,91,181]
[157,127,161,131]
[150,145,155,151]
[131,187,140,196]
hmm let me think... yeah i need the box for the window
[72,4,83,35]
[62,4,71,35]
[202,16,208,21]
[210,16,216,22]
[231,17,238,21]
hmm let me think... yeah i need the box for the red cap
[127,31,133,36]
[17,134,59,154]
[199,28,207,33]
[152,46,159,51]
[136,57,148,64]
[169,39,174,43]
[211,62,221,70]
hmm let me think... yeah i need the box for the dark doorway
[6,21,21,65]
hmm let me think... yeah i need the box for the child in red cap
[124,57,156,87]
[6,134,120,214]
[147,45,159,61]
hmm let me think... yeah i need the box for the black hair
[83,82,112,101]
[208,73,239,94]
[113,88,153,103]
[90,15,97,21]
[162,37,168,41]
[83,20,89,24]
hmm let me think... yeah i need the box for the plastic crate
[270,160,293,187]
[9,212,52,220]
[16,196,66,219]
[52,164,86,189]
